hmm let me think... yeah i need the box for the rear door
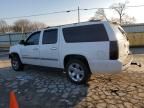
[40,29,59,68]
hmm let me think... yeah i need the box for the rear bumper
[89,55,133,74]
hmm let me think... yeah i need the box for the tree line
[0,19,47,33]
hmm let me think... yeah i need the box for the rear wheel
[65,59,91,84]
[11,54,24,71]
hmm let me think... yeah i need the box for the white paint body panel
[20,45,40,65]
[39,29,60,68]
[9,21,131,73]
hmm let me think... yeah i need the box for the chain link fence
[0,32,30,51]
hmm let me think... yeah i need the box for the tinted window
[63,24,108,43]
[26,31,40,45]
[42,29,57,44]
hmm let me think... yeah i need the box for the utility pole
[78,6,80,23]
[75,0,80,23]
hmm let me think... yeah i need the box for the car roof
[43,20,108,31]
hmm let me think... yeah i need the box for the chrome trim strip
[22,57,58,61]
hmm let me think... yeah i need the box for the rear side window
[63,24,108,43]
[42,29,58,44]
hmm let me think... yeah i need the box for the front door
[20,31,41,65]
[40,29,59,68]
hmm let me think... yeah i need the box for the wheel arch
[9,52,20,59]
[63,54,91,71]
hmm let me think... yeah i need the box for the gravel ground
[0,51,144,108]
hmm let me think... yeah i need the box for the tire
[65,59,91,84]
[11,54,24,71]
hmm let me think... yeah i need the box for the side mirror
[19,40,25,45]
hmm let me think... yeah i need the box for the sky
[0,0,144,26]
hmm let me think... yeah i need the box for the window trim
[62,24,109,43]
[42,29,58,45]
[25,31,41,45]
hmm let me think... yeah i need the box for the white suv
[9,21,132,84]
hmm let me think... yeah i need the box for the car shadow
[21,65,89,108]
[0,65,89,108]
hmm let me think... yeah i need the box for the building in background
[122,23,144,47]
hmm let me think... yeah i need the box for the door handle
[33,48,39,50]
[51,47,57,50]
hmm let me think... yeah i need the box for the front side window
[26,31,40,45]
[42,29,58,44]
[63,24,109,43]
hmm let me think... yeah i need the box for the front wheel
[11,54,24,71]
[65,59,91,84]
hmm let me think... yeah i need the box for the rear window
[118,26,128,40]
[63,24,109,43]
[111,24,128,40]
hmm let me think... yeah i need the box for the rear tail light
[110,41,119,60]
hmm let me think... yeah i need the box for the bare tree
[13,19,47,33]
[111,2,135,25]
[31,22,47,31]
[13,19,32,33]
[90,8,108,21]
[121,15,136,24]
[111,3,126,24]
[0,20,9,33]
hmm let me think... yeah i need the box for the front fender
[9,44,22,58]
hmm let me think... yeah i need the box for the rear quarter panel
[59,25,110,69]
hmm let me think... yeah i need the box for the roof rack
[111,21,120,25]
[45,20,104,29]
[89,19,102,22]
